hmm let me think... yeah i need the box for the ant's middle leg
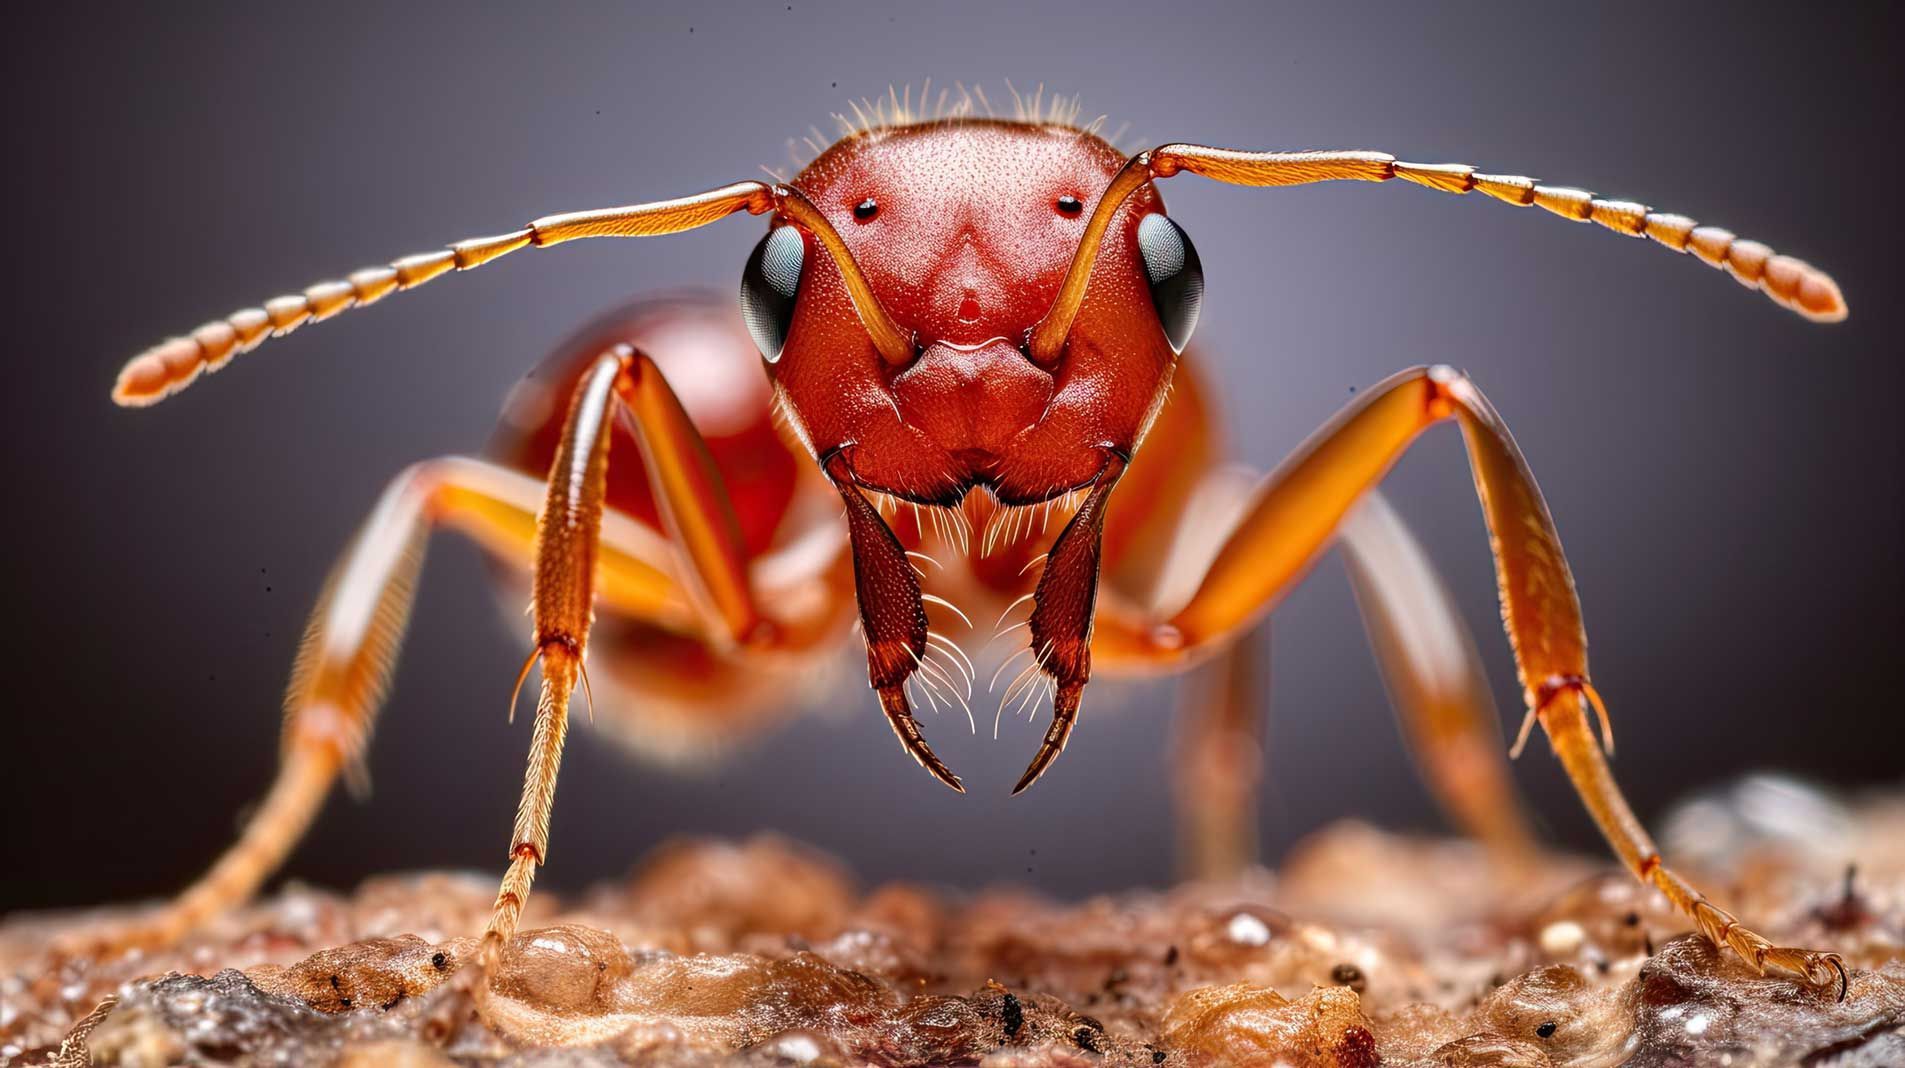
[1339,491,1537,862]
[91,455,690,953]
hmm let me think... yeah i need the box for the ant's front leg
[1094,365,1845,995]
[481,344,775,971]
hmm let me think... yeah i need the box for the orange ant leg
[481,344,780,968]
[1339,492,1537,863]
[611,346,768,647]
[84,457,689,953]
[1101,468,1529,872]
[1168,635,1265,881]
[1159,494,1534,880]
[479,350,612,969]
[1096,365,1844,993]
[1544,683,1846,996]
[1089,377,1262,875]
[1114,459,1270,879]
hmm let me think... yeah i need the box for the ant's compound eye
[852,197,879,222]
[740,226,804,364]
[1136,214,1203,355]
[1055,194,1084,217]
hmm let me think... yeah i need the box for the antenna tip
[112,338,199,407]
[1763,255,1847,323]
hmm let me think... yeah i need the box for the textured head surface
[766,119,1177,505]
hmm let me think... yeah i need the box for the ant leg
[1096,370,1267,874]
[1543,687,1846,995]
[89,457,688,952]
[1168,635,1265,881]
[1124,460,1269,879]
[1112,462,1530,869]
[1339,492,1537,862]
[1094,366,1844,993]
[480,343,774,968]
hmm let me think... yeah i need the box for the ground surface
[2,781,1901,1066]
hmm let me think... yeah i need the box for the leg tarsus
[55,744,339,955]
[1655,861,1848,997]
[1543,695,1846,998]
[481,640,580,972]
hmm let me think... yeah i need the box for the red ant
[109,90,1848,995]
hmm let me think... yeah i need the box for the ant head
[746,120,1202,506]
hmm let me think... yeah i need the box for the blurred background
[3,2,1898,913]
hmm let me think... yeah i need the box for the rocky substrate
[3,784,1901,1066]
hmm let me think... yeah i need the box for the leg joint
[1148,623,1188,654]
[535,633,583,660]
[1534,673,1592,711]
[612,343,656,386]
[286,702,364,767]
[1422,364,1468,420]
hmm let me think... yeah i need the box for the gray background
[3,3,1899,912]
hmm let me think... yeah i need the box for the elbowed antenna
[113,181,914,407]
[1026,144,1848,365]
[774,188,916,366]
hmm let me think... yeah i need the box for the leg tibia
[1340,492,1536,860]
[1170,637,1264,880]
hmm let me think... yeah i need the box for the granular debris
[3,789,1902,1065]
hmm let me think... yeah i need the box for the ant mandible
[109,89,1848,995]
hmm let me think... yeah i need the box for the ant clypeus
[108,89,1848,996]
